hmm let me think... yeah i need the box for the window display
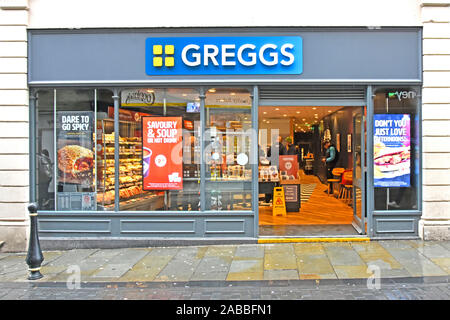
[119,88,201,211]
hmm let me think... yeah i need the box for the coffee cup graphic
[143,147,152,178]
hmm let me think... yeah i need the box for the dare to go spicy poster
[142,117,183,190]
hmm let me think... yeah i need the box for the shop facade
[0,1,449,252]
[23,27,422,248]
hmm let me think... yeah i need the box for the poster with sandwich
[56,111,95,188]
[374,114,411,187]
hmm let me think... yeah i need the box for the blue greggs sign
[145,36,302,75]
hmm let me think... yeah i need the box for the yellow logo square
[165,57,174,67]
[153,45,163,55]
[165,45,174,55]
[153,57,163,67]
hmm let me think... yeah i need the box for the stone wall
[420,0,450,240]
[0,0,30,252]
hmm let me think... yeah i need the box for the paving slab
[226,271,264,281]
[263,269,299,280]
[153,247,204,282]
[351,242,403,270]
[40,249,98,278]
[430,258,450,274]
[297,254,336,278]
[190,271,229,281]
[203,245,236,258]
[294,243,325,255]
[119,251,175,282]
[439,241,450,251]
[264,243,295,255]
[381,247,447,277]
[229,259,263,274]
[333,265,371,279]
[264,253,298,270]
[323,243,366,266]
[233,245,264,260]
[405,241,450,260]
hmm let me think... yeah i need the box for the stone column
[421,0,450,240]
[0,0,30,252]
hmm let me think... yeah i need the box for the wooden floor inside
[259,170,354,226]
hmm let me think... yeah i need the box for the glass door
[352,107,366,234]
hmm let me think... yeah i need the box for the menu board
[374,114,411,187]
[56,111,95,187]
[142,117,183,190]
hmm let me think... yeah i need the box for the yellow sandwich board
[272,187,287,217]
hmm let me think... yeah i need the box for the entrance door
[352,108,365,234]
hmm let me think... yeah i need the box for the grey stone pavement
[0,240,449,300]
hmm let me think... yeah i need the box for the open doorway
[258,105,366,237]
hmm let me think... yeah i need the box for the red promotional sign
[142,117,183,190]
[279,155,299,178]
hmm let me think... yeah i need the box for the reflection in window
[36,89,55,210]
[205,88,253,211]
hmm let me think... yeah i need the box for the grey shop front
[28,27,423,248]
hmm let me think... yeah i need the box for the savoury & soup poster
[142,117,183,190]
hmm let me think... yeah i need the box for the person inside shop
[285,136,299,157]
[267,135,286,162]
[38,149,53,209]
[321,139,338,193]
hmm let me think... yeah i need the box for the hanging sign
[374,114,411,187]
[142,117,183,190]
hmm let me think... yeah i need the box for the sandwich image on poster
[373,114,411,187]
[56,111,95,187]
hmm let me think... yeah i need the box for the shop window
[117,88,201,211]
[205,88,253,211]
[35,89,55,211]
[35,88,113,211]
[373,87,420,211]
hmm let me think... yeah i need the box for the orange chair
[339,170,353,204]
[327,168,345,196]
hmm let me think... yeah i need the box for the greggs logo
[146,36,302,75]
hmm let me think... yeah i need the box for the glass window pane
[373,87,420,211]
[118,88,201,211]
[205,88,253,211]
[95,89,115,210]
[36,89,55,210]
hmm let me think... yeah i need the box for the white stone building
[0,0,449,252]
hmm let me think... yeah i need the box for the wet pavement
[0,240,449,300]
